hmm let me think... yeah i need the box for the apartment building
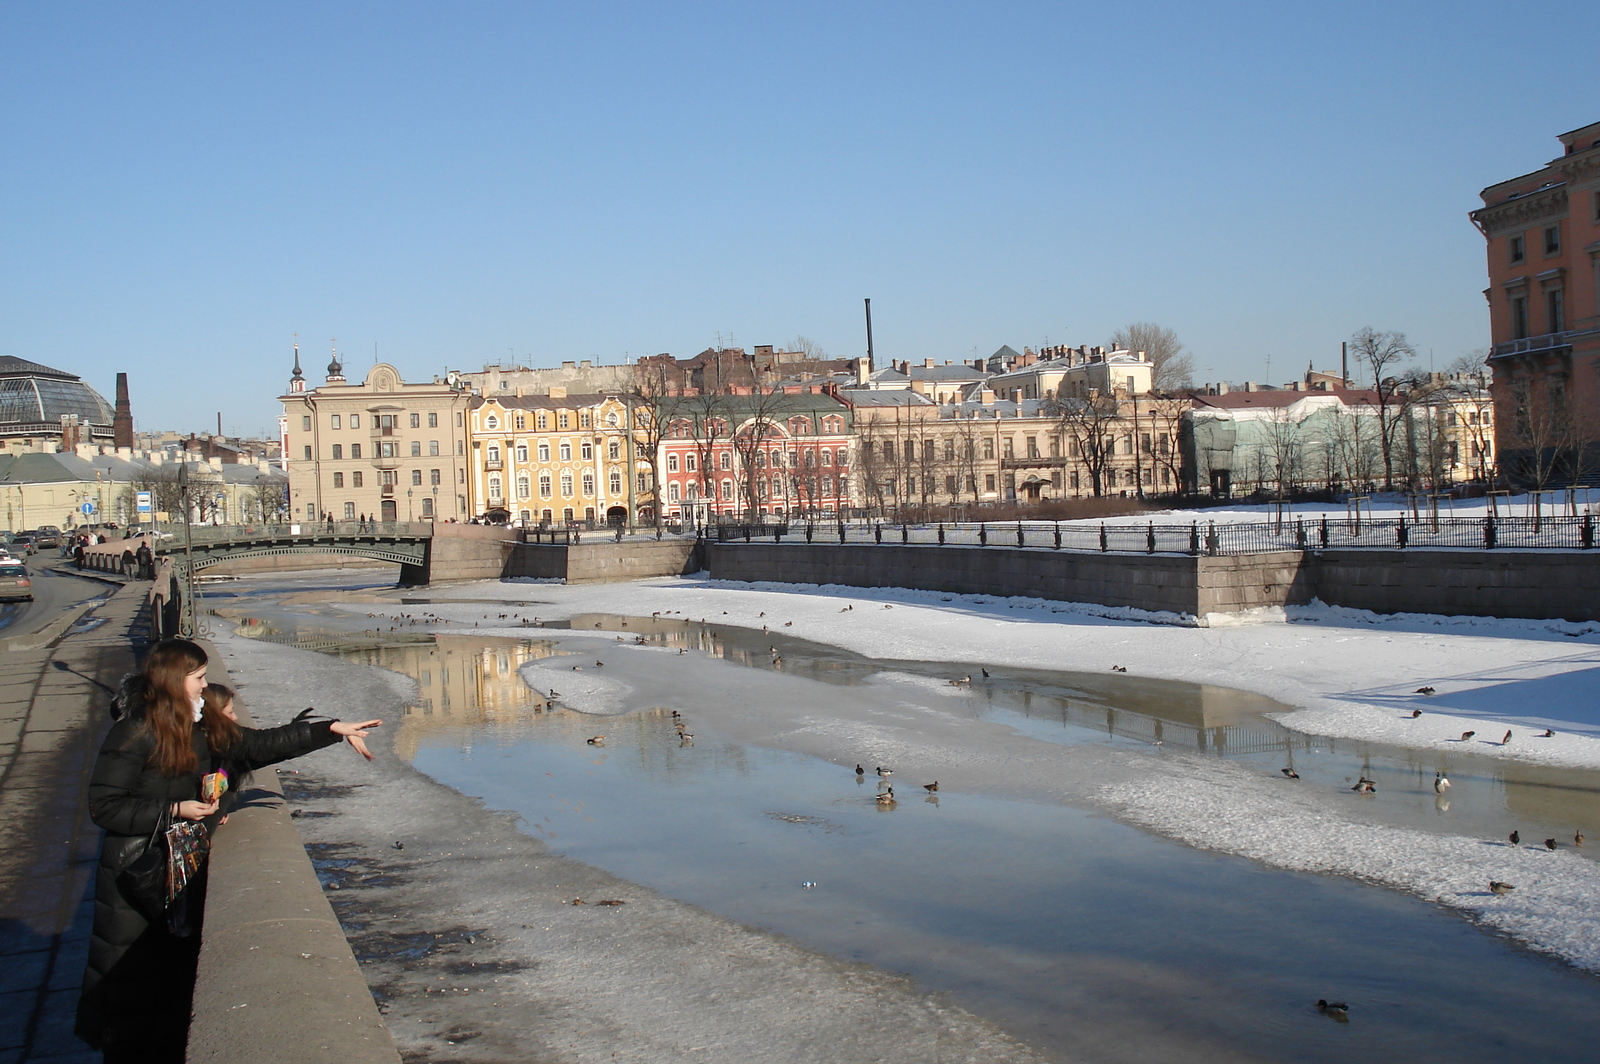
[465,390,641,526]
[1471,120,1600,487]
[279,352,473,523]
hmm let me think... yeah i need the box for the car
[0,562,32,602]
[10,536,36,555]
[30,530,62,549]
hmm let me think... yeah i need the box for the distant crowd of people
[69,531,156,580]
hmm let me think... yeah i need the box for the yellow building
[466,389,640,526]
[279,352,473,524]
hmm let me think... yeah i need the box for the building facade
[279,352,473,524]
[1471,120,1600,488]
[465,390,640,526]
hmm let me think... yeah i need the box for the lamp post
[178,463,199,638]
[407,487,414,522]
[431,485,438,521]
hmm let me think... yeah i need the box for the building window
[350,414,360,429]
[331,414,341,429]
[421,498,434,517]
[560,472,573,496]
[350,443,361,459]
[579,411,591,429]
[668,482,680,502]
[516,444,528,462]
[430,468,441,485]
[488,475,502,498]
[563,507,574,522]
[722,479,734,500]
[303,445,312,460]
[1511,294,1529,339]
[332,444,343,460]
[428,412,438,428]
[411,469,423,486]
[539,474,552,498]
[536,412,548,430]
[409,413,420,429]
[517,476,530,499]
[983,439,994,459]
[945,474,957,494]
[836,448,848,466]
[582,473,595,496]
[429,440,439,456]
[302,415,311,431]
[1509,235,1525,264]
[1544,225,1561,255]
[485,414,499,430]
[608,439,621,460]
[381,469,396,486]
[344,502,355,520]
[1026,436,1038,458]
[685,453,696,472]
[559,442,571,461]
[637,472,648,492]
[558,412,570,429]
[455,412,463,427]
[352,471,363,488]
[1547,288,1565,333]
[609,471,622,495]
[515,414,526,430]
[410,440,422,457]
[333,472,344,488]
[580,441,593,461]
[488,445,500,463]
[984,474,996,492]
[667,454,679,473]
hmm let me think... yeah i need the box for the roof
[842,390,936,408]
[0,356,78,380]
[0,357,116,433]
[990,345,1023,362]
[471,393,620,410]
[1191,389,1386,412]
[907,364,989,382]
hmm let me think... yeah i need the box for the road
[0,555,115,640]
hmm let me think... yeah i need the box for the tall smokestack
[864,298,874,373]
[113,372,134,449]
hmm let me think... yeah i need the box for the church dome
[0,356,116,439]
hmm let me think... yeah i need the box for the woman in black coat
[75,638,381,1062]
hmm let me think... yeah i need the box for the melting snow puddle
[217,595,1600,1064]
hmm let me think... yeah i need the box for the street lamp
[407,487,414,522]
[431,485,438,521]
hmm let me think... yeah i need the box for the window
[1544,225,1561,255]
[411,469,422,486]
[836,448,848,466]
[430,468,441,485]
[344,502,355,520]
[331,414,342,429]
[944,440,955,460]
[485,414,499,430]
[945,475,957,494]
[410,440,422,457]
[1509,235,1525,264]
[515,414,526,430]
[381,469,396,486]
[350,443,361,459]
[409,413,420,429]
[608,439,620,460]
[820,449,832,467]
[609,471,622,495]
[579,411,591,429]
[983,439,994,459]
[458,468,465,483]
[984,474,996,492]
[721,452,732,470]
[580,441,593,461]
[332,444,343,460]
[488,475,502,498]
[379,414,395,430]
[1140,433,1152,454]
[560,472,573,496]
[1548,288,1565,333]
[455,412,463,427]
[517,476,530,499]
[667,454,679,473]
[539,474,552,498]
[559,442,571,461]
[668,482,680,502]
[558,411,570,429]
[352,471,363,488]
[302,415,312,431]
[882,441,895,461]
[421,498,434,517]
[350,414,360,428]
[685,453,696,472]
[1002,438,1014,458]
[303,445,312,460]
[582,473,595,495]
[1120,436,1133,455]
[1050,436,1061,458]
[637,472,648,492]
[516,444,528,463]
[429,440,439,456]
[821,476,833,495]
[333,472,344,488]
[1511,294,1529,339]
[721,479,734,500]
[606,411,619,427]
[428,412,438,428]
[488,445,500,463]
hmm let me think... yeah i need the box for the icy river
[207,571,1600,1064]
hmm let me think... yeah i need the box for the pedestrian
[135,542,153,580]
[76,639,382,1061]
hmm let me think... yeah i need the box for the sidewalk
[0,583,149,1063]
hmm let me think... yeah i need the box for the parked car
[30,529,62,549]
[10,536,36,555]
[0,562,32,602]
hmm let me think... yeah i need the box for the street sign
[80,501,96,515]
[136,491,153,515]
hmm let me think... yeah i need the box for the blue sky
[2,1,1596,436]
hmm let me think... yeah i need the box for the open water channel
[207,575,1600,1064]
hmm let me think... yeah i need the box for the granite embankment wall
[703,543,1600,622]
[503,538,700,583]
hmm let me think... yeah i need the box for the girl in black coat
[75,638,381,1062]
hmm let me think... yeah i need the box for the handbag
[115,802,212,927]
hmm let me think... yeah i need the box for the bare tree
[1110,323,1194,393]
[1348,327,1418,489]
[1050,394,1123,497]
[790,336,828,360]
[728,389,792,521]
[1144,397,1188,494]
[623,360,685,528]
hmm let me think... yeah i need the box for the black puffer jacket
[76,678,343,1050]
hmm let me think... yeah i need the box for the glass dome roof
[0,356,116,433]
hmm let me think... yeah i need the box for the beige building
[279,351,472,524]
[466,389,643,526]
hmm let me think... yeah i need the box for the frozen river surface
[212,575,1600,1064]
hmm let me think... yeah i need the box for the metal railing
[709,515,1600,555]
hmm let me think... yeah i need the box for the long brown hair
[201,681,242,754]
[139,639,208,776]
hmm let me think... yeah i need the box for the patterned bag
[163,819,210,907]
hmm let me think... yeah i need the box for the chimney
[1217,382,1229,395]
[924,359,935,369]
[1011,389,1023,404]
[114,373,135,449]
[548,386,567,399]
[1243,381,1257,392]
[979,389,995,405]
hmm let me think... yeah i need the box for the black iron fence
[708,514,1600,555]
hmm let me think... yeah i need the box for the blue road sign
[81,501,96,515]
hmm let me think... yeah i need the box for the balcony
[1492,330,1575,359]
[485,459,504,471]
[1000,456,1068,469]
[370,454,401,470]
[487,496,505,508]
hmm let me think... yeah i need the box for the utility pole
[1341,341,1348,387]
